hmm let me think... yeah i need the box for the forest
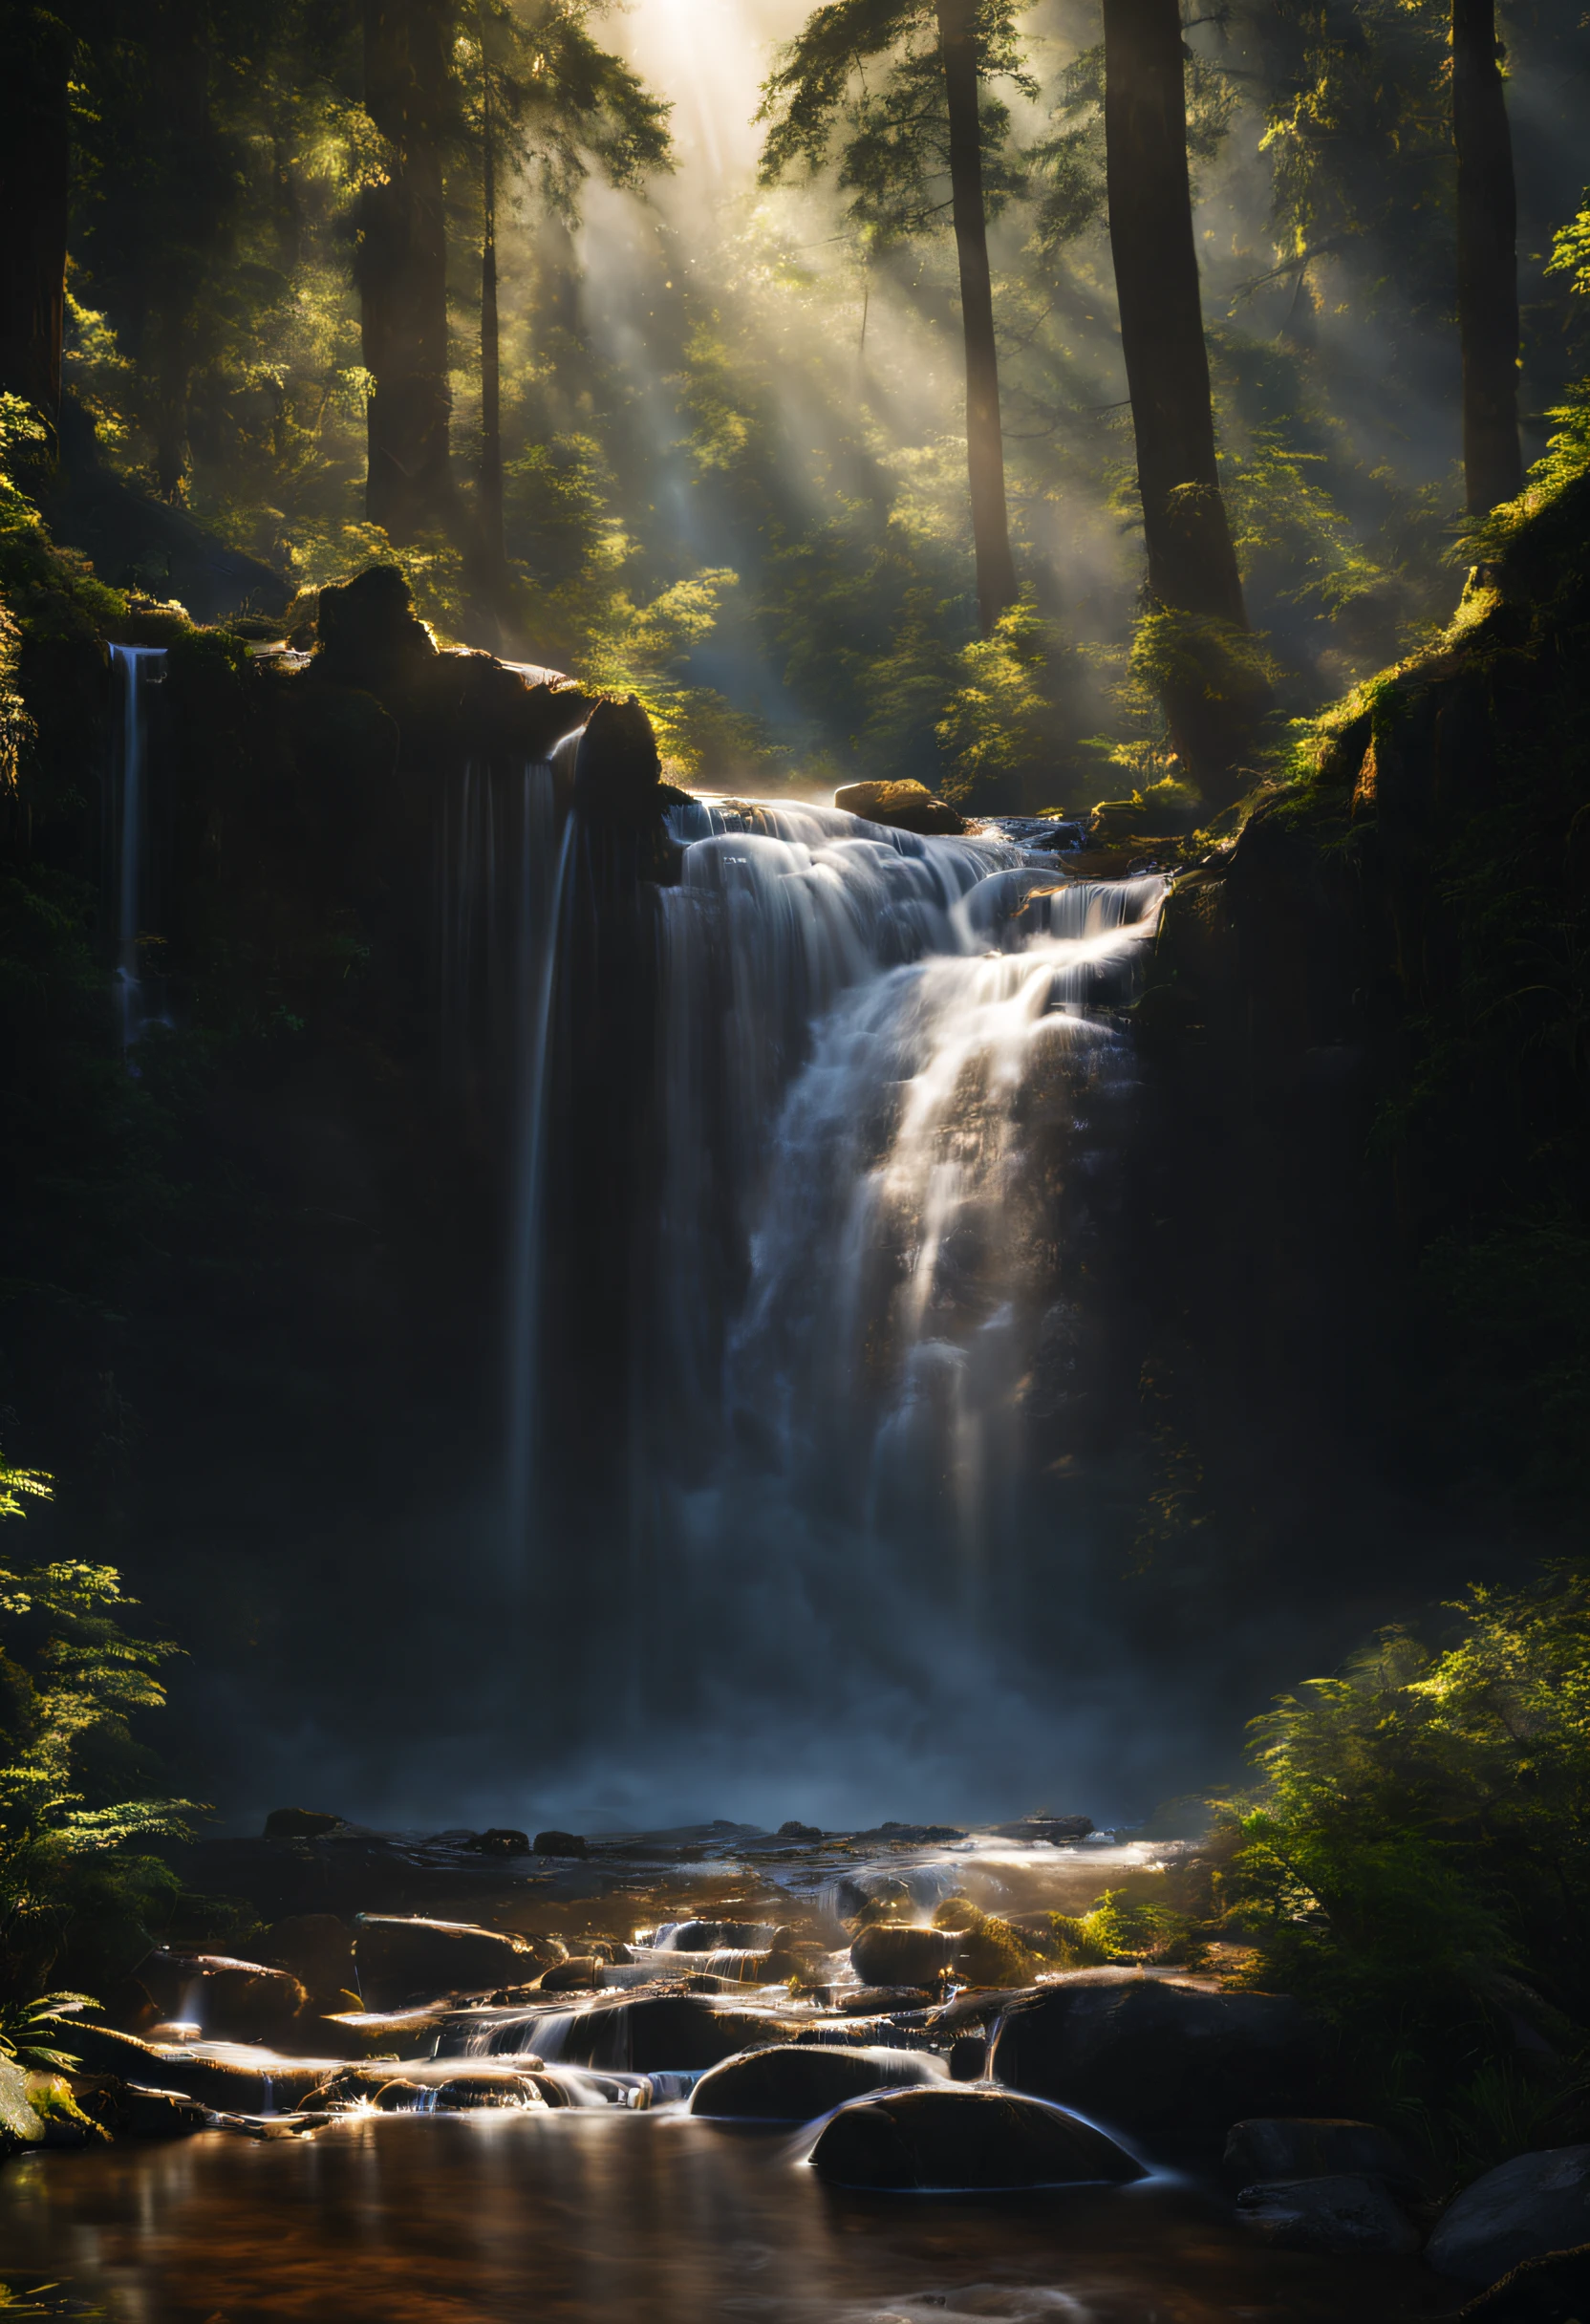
[1,0,1589,2314]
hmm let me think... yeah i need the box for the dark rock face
[554,1994,791,2074]
[533,1831,588,1859]
[465,1829,531,1857]
[353,1915,533,2009]
[1429,2149,1590,2284]
[662,1921,783,1953]
[689,2043,945,2120]
[778,1821,825,1842]
[987,1816,1095,1843]
[138,1952,308,2043]
[574,698,663,823]
[808,2086,1145,2191]
[1454,2243,1590,2320]
[1235,2174,1423,2257]
[537,1958,603,1993]
[988,1970,1321,2152]
[833,780,967,836]
[1224,2117,1410,2188]
[264,1809,347,1840]
[849,1926,958,1988]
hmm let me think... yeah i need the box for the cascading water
[439,757,576,1572]
[526,794,1166,1814]
[108,645,167,1049]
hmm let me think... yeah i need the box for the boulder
[948,2035,988,2082]
[533,1830,588,1859]
[832,781,967,836]
[690,2044,946,2120]
[353,1915,533,2008]
[849,1926,958,1988]
[312,565,437,696]
[987,1816,1095,1844]
[1428,2149,1590,2285]
[573,699,663,823]
[1235,2174,1422,2257]
[1225,2117,1411,2188]
[656,1921,784,1952]
[778,1821,825,1843]
[808,2086,1144,2191]
[988,1969,1321,2151]
[556,1993,791,2074]
[264,1808,347,1840]
[464,1829,531,1857]
[1454,2243,1590,2320]
[140,1951,308,2042]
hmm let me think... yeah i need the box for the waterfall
[438,758,576,1579]
[108,645,167,1049]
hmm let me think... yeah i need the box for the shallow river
[0,2108,1457,2323]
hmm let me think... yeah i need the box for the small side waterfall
[108,645,167,1049]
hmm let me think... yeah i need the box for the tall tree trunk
[478,69,505,581]
[1104,0,1257,793]
[359,0,456,545]
[935,0,1018,637]
[0,6,71,442]
[1453,0,1521,514]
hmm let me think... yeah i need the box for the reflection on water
[0,2111,1451,2323]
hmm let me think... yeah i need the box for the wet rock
[371,2079,427,2112]
[464,1829,531,1857]
[838,1985,939,2014]
[778,1821,825,1843]
[318,2006,451,2058]
[556,1993,792,2074]
[657,1920,784,1952]
[988,1969,1321,2153]
[1454,2243,1590,2319]
[690,2043,947,2120]
[1236,2173,1422,2256]
[73,2079,208,2140]
[808,2086,1145,2191]
[264,1808,348,1840]
[353,1914,534,2009]
[533,1830,588,1859]
[54,2023,183,2083]
[1428,2149,1590,2284]
[1224,2117,1411,2188]
[537,1957,604,1993]
[140,1951,309,2043]
[432,2075,547,2111]
[832,781,967,836]
[162,2055,341,2115]
[850,1926,958,1988]
[987,1816,1095,1844]
[259,1914,355,2002]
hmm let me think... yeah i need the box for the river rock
[1428,2149,1590,2283]
[573,699,663,823]
[988,1816,1095,1843]
[655,1920,784,1952]
[808,2086,1145,2191]
[556,1993,791,2074]
[988,1969,1321,2151]
[463,1829,531,1856]
[778,1820,824,1842]
[1225,2117,1411,2187]
[532,1830,588,1858]
[1235,2173,1423,2256]
[140,1950,308,2042]
[832,781,967,836]
[432,2075,547,2110]
[538,1957,604,1992]
[849,1926,958,1988]
[690,2043,946,2120]
[312,564,436,695]
[1453,2243,1590,2319]
[264,1807,348,1840]
[353,1914,534,2007]
[73,2079,208,2139]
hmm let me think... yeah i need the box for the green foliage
[931,1900,1040,1985]
[0,1462,198,2000]
[1217,1570,1590,2116]
[1549,195,1590,302]
[0,1993,100,2076]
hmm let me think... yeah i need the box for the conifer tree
[758,0,1031,636]
[1452,0,1521,513]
